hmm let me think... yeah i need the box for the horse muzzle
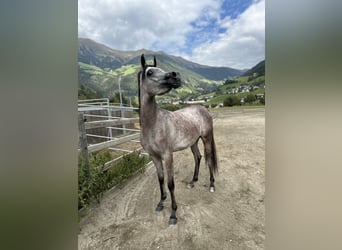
[164,72,181,89]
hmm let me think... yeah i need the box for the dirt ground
[78,108,265,250]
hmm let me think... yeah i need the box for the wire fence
[78,99,146,172]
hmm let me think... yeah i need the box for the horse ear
[153,56,157,67]
[141,54,146,68]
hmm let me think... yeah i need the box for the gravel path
[79,109,265,250]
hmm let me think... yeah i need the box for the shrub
[78,150,149,210]
[245,94,257,103]
[160,103,183,111]
[260,97,265,105]
[224,96,240,107]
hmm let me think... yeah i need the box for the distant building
[256,93,265,99]
[184,99,206,104]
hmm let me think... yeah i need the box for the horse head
[139,54,181,96]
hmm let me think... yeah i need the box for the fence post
[78,112,90,177]
[107,99,112,140]
[121,107,127,135]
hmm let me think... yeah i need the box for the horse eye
[147,70,153,76]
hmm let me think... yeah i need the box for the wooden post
[78,112,90,178]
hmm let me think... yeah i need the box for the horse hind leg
[187,140,202,189]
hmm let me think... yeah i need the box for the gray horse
[138,54,218,225]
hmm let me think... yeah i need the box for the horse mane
[137,71,142,123]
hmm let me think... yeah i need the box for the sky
[78,0,264,69]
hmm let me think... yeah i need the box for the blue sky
[183,0,254,55]
[220,0,254,19]
[78,0,264,69]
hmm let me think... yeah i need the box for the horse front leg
[164,153,177,225]
[151,155,167,211]
[187,140,202,188]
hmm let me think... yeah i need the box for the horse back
[173,105,213,133]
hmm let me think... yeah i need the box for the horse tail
[211,132,218,175]
[204,131,218,175]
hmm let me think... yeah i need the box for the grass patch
[78,62,104,75]
[236,76,249,82]
[122,65,138,76]
[208,89,265,105]
[78,150,149,212]
[209,105,265,111]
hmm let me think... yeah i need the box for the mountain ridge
[78,38,263,102]
[78,38,244,80]
[242,60,265,77]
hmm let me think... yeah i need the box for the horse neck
[140,92,158,129]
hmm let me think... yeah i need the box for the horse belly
[172,132,199,152]
[141,134,167,156]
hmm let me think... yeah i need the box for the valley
[78,38,265,107]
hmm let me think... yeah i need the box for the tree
[78,85,102,99]
[224,96,240,107]
[260,96,265,105]
[109,92,130,106]
[224,79,237,85]
[245,94,257,104]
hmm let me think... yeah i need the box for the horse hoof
[155,204,164,212]
[187,182,194,189]
[209,186,215,193]
[169,217,177,225]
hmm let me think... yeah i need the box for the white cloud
[78,0,219,51]
[78,0,265,69]
[190,0,265,69]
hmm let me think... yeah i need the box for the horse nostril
[166,72,178,80]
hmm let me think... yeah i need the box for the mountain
[242,60,265,77]
[78,38,244,101]
[79,38,149,70]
